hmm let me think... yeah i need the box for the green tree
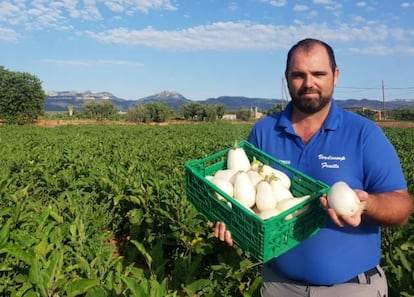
[215,103,226,119]
[0,66,46,124]
[82,99,117,120]
[355,108,377,121]
[144,102,174,122]
[202,104,218,121]
[127,105,150,123]
[236,108,251,121]
[390,108,414,121]
[181,102,203,120]
[267,103,284,115]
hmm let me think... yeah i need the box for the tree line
[77,100,268,122]
[1,66,413,124]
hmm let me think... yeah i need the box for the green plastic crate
[184,140,329,263]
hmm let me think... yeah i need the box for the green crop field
[0,123,413,297]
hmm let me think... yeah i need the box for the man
[214,38,413,297]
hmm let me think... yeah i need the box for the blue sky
[1,0,414,101]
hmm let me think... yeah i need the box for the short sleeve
[362,124,407,192]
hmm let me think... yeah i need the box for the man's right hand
[210,221,234,246]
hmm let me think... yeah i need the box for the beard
[290,88,331,114]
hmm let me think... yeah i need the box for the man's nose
[303,75,315,87]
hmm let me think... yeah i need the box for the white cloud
[0,0,177,30]
[0,1,22,22]
[228,2,239,11]
[103,1,125,13]
[260,0,287,8]
[85,21,414,55]
[352,15,365,23]
[0,27,20,41]
[313,0,333,5]
[312,0,342,11]
[42,58,144,67]
[103,0,177,14]
[87,22,284,50]
[401,2,411,8]
[349,45,398,56]
[293,5,309,12]
[1,1,413,57]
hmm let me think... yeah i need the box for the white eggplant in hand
[327,181,361,216]
[227,142,251,172]
[233,171,256,208]
[255,179,278,212]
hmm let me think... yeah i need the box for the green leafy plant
[0,124,411,296]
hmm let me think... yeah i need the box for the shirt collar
[323,99,341,130]
[275,99,341,132]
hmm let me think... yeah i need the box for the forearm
[363,190,413,227]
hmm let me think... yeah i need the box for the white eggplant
[255,179,278,211]
[327,181,361,216]
[285,204,310,220]
[258,208,281,220]
[259,164,291,189]
[250,157,262,172]
[205,175,214,182]
[247,170,263,189]
[277,195,311,213]
[227,142,251,172]
[269,177,293,202]
[210,177,234,201]
[233,171,256,208]
[214,169,238,184]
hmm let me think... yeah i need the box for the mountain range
[44,90,414,113]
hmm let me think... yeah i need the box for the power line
[337,86,414,90]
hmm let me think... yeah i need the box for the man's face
[286,44,339,114]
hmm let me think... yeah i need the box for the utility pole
[382,80,386,120]
[281,78,285,109]
[281,77,289,109]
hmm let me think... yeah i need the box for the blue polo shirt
[247,100,407,285]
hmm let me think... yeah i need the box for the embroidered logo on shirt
[318,154,346,169]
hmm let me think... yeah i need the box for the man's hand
[209,221,234,246]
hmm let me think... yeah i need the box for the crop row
[0,123,412,296]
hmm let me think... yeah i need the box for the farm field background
[0,123,413,296]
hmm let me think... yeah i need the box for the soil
[374,121,414,128]
[32,119,137,127]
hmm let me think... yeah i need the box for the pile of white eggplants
[205,144,312,220]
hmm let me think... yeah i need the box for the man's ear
[333,67,339,86]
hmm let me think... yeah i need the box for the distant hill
[135,91,191,111]
[44,90,133,112]
[203,96,284,111]
[44,90,414,112]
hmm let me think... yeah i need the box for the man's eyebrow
[288,70,329,75]
[312,70,329,75]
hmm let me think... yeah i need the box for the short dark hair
[285,38,337,76]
